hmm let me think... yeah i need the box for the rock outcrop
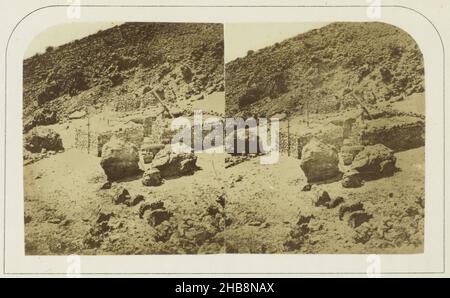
[24,108,59,132]
[226,22,424,118]
[24,127,63,153]
[23,23,224,120]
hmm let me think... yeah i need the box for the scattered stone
[207,205,221,217]
[109,234,120,243]
[341,170,363,188]
[351,144,397,179]
[392,95,404,102]
[100,181,112,190]
[284,223,311,250]
[139,200,164,218]
[216,194,226,208]
[225,154,253,168]
[415,196,425,208]
[327,196,345,209]
[110,185,131,205]
[297,211,315,225]
[234,175,244,182]
[100,137,141,181]
[353,224,373,244]
[154,221,174,242]
[405,206,420,217]
[59,219,72,226]
[84,211,115,249]
[146,209,173,227]
[248,221,262,226]
[142,168,162,186]
[301,184,312,191]
[83,236,103,249]
[312,190,331,207]
[151,145,197,178]
[348,211,372,229]
[48,217,62,224]
[126,195,145,207]
[339,202,364,220]
[300,139,341,183]
[192,94,204,101]
[96,210,114,223]
[261,222,270,228]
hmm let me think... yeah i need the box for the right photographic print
[224,22,425,254]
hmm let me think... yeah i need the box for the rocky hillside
[225,22,424,117]
[23,23,224,129]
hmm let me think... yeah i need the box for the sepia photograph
[224,22,425,254]
[23,22,227,255]
[22,21,425,256]
[2,0,450,282]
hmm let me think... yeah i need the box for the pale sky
[25,22,121,58]
[225,22,330,63]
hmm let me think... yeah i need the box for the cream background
[0,0,448,277]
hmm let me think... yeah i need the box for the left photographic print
[23,22,226,255]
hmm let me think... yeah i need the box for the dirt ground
[24,150,226,255]
[224,147,424,254]
[24,143,423,255]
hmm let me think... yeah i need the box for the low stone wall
[75,126,144,156]
[279,124,344,159]
[359,116,425,152]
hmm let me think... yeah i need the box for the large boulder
[151,145,197,178]
[351,144,397,179]
[100,138,140,181]
[24,127,63,153]
[299,139,340,183]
